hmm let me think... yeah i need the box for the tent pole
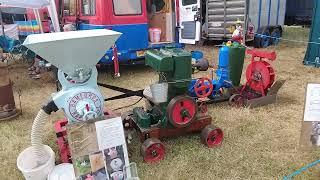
[47,0,61,32]
[33,9,44,33]
[0,4,5,36]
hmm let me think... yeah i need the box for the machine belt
[97,82,144,101]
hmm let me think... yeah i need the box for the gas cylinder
[218,46,229,69]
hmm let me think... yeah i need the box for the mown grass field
[1,26,319,179]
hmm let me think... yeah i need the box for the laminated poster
[300,83,320,148]
[69,117,130,180]
[303,83,320,122]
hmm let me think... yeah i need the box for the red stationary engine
[229,49,284,108]
[245,49,276,96]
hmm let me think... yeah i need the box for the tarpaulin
[0,24,19,40]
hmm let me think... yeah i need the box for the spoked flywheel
[246,61,275,93]
[167,95,197,128]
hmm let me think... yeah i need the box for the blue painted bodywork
[79,23,183,64]
[188,46,231,99]
[218,46,229,68]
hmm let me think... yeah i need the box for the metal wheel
[246,61,275,92]
[254,35,262,48]
[141,138,165,163]
[229,94,245,107]
[167,95,197,128]
[201,125,224,148]
[194,77,214,98]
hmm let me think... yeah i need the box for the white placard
[95,117,126,150]
[304,83,320,121]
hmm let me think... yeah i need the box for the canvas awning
[0,0,49,9]
[0,0,60,32]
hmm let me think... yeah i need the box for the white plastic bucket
[150,83,168,104]
[17,145,55,180]
[48,163,76,180]
[149,28,161,43]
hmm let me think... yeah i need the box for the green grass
[282,26,310,42]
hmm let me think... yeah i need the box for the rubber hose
[31,109,49,166]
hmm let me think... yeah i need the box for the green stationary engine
[145,48,192,98]
[133,48,194,129]
[128,48,223,163]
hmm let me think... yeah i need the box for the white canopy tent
[0,0,60,33]
[0,0,50,9]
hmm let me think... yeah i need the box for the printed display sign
[303,83,320,121]
[300,83,320,148]
[67,117,130,180]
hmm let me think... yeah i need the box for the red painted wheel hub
[141,138,165,163]
[167,96,197,128]
[201,125,224,148]
[194,77,214,98]
[246,61,275,92]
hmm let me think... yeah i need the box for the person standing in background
[28,55,41,79]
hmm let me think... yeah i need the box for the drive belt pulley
[167,95,197,128]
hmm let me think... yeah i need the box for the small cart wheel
[229,94,245,107]
[201,125,224,148]
[141,138,165,163]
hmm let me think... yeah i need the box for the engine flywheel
[245,61,275,92]
[167,95,197,128]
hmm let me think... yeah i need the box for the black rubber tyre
[270,28,281,45]
[254,27,271,48]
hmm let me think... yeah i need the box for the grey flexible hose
[31,109,49,166]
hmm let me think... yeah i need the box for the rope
[239,29,315,45]
[283,159,320,180]
[254,33,320,45]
